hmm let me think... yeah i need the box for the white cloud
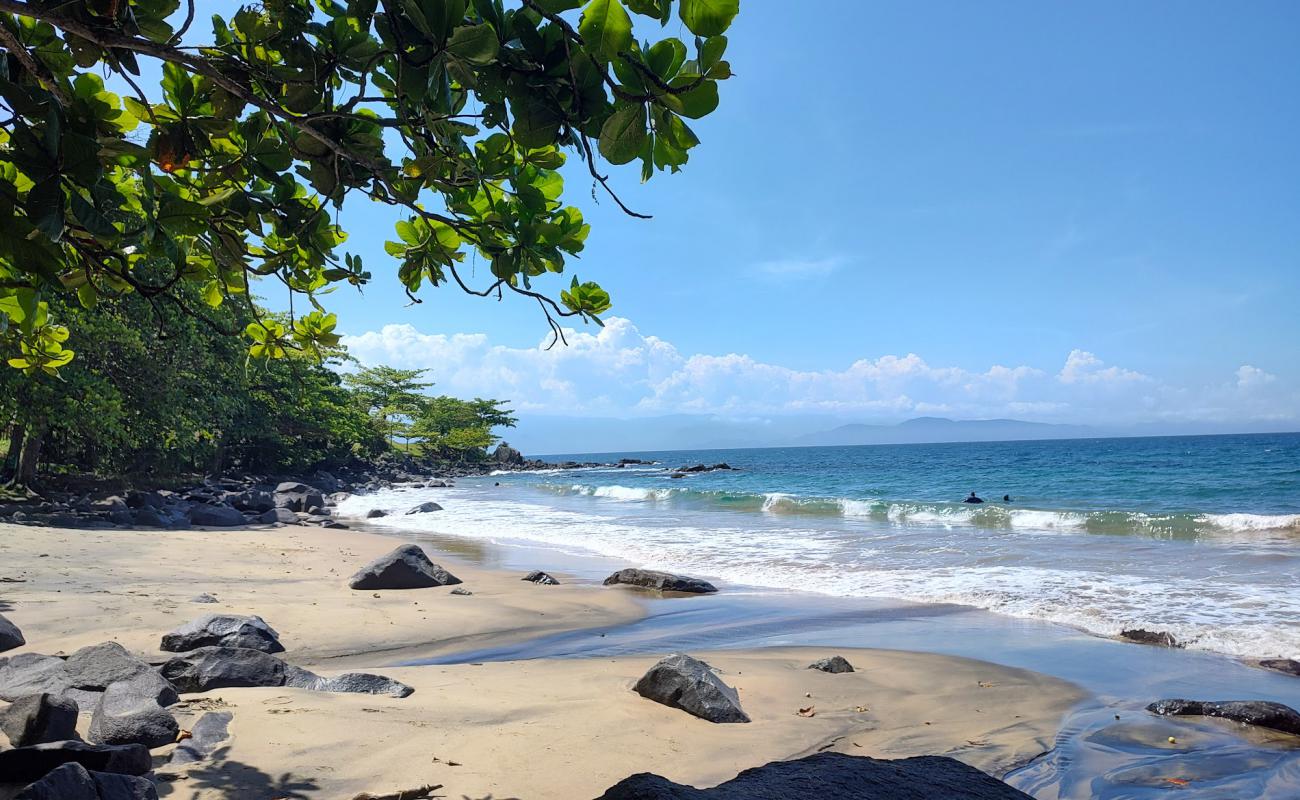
[752,256,846,279]
[339,317,1296,424]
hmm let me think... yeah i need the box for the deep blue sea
[342,432,1300,659]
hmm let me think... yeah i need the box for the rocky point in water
[603,568,717,594]
[1147,699,1300,735]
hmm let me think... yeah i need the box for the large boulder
[273,482,324,513]
[88,680,179,748]
[492,443,525,465]
[0,740,152,782]
[0,654,73,701]
[405,501,443,514]
[1,693,80,746]
[597,752,1034,799]
[160,614,284,654]
[159,646,287,693]
[808,656,855,674]
[0,611,25,652]
[65,643,166,694]
[633,654,749,724]
[187,503,247,528]
[168,711,232,765]
[12,762,158,800]
[1147,699,1300,735]
[347,545,462,590]
[228,490,274,513]
[604,569,718,594]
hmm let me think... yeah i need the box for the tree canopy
[0,0,738,374]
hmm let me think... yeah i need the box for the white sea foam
[1204,513,1300,532]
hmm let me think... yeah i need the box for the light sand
[0,523,1086,799]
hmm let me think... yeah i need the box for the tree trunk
[15,420,47,488]
[1,423,23,482]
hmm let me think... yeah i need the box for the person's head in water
[1003,495,1011,502]
[969,492,977,498]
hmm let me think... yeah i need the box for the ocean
[339,432,1300,660]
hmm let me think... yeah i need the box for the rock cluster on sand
[160,614,284,653]
[347,544,462,590]
[808,655,855,674]
[0,611,25,652]
[1147,698,1300,735]
[0,740,152,783]
[10,761,158,800]
[159,645,412,697]
[522,570,561,585]
[596,752,1034,799]
[633,654,749,723]
[603,568,717,594]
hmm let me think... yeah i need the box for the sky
[282,1,1298,427]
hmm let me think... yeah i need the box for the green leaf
[598,104,647,165]
[579,0,633,62]
[646,37,687,79]
[672,79,718,118]
[446,23,499,64]
[678,0,738,36]
[699,34,727,69]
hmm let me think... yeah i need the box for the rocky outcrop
[347,544,462,590]
[1,611,25,652]
[1120,629,1179,647]
[405,501,443,514]
[187,503,247,528]
[522,570,560,585]
[808,655,855,674]
[1,693,80,746]
[273,482,325,513]
[160,614,284,654]
[597,752,1034,799]
[633,654,749,723]
[603,568,717,594]
[0,741,152,783]
[87,680,179,748]
[492,443,525,465]
[1147,698,1300,735]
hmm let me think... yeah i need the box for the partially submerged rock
[1120,629,1179,647]
[347,544,462,590]
[365,508,389,518]
[405,501,443,514]
[160,613,284,654]
[88,680,179,748]
[597,752,1033,799]
[604,568,717,594]
[633,654,749,723]
[1147,698,1300,735]
[808,655,855,674]
[1258,658,1300,677]
[168,711,232,765]
[0,611,25,652]
[1,693,80,747]
[523,570,561,585]
[0,740,152,782]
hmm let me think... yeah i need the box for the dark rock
[89,497,129,513]
[673,463,737,474]
[273,482,324,513]
[229,490,274,513]
[633,654,749,723]
[188,503,247,528]
[1259,658,1300,677]
[128,508,168,528]
[65,642,162,693]
[124,491,165,510]
[523,571,561,585]
[808,656,855,674]
[603,568,717,594]
[160,613,283,654]
[449,588,473,596]
[596,752,1033,799]
[0,611,24,652]
[492,443,525,465]
[257,507,300,525]
[405,501,443,514]
[91,771,160,800]
[168,711,232,765]
[88,679,179,748]
[190,593,219,604]
[347,545,461,590]
[0,740,152,782]
[1147,698,1300,735]
[159,646,287,693]
[1120,629,1179,647]
[0,654,72,700]
[284,667,414,698]
[12,762,98,800]
[1,693,80,746]
[365,509,388,519]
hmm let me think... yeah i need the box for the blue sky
[238,2,1300,424]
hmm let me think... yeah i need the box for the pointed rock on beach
[347,544,462,590]
[633,654,750,723]
[160,613,284,654]
[523,570,561,585]
[808,655,855,674]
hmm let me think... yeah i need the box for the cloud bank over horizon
[340,317,1296,427]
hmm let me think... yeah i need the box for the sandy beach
[0,522,1087,799]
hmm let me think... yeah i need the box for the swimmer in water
[1003,494,1012,503]
[963,491,984,504]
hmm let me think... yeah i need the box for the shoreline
[0,521,1087,799]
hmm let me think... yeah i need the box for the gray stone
[188,503,247,527]
[1147,698,1300,735]
[229,489,274,513]
[190,593,219,604]
[90,496,129,513]
[0,611,24,652]
[273,482,324,513]
[88,679,179,748]
[523,570,561,585]
[168,711,232,765]
[257,507,300,525]
[808,655,855,674]
[283,668,414,698]
[128,508,167,528]
[160,613,283,654]
[1259,658,1300,677]
[603,568,718,594]
[1120,629,1179,647]
[405,501,443,514]
[365,508,388,518]
[0,740,152,782]
[13,761,99,800]
[0,653,72,701]
[633,654,749,723]
[92,771,160,800]
[347,544,461,590]
[597,752,1034,799]
[449,588,473,596]
[65,643,166,695]
[159,646,287,693]
[1,693,80,746]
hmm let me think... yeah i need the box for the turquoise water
[342,432,1300,659]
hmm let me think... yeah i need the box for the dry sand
[0,523,1087,799]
